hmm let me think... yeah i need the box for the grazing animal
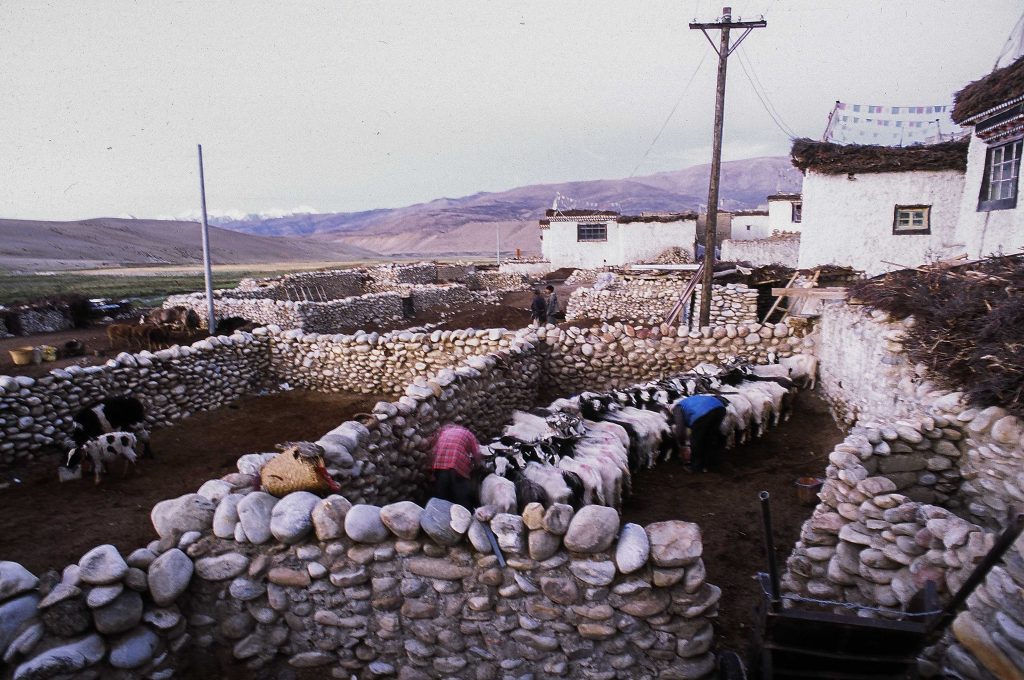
[73,396,152,459]
[66,432,138,484]
[148,306,201,331]
[479,473,517,513]
[130,323,167,350]
[215,316,256,335]
[106,323,137,349]
[781,354,818,389]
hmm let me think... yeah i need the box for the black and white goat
[72,396,152,459]
[65,432,139,484]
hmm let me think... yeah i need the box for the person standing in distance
[672,394,729,472]
[529,289,547,327]
[544,285,560,322]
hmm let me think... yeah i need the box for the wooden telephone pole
[690,7,766,327]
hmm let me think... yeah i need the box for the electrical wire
[737,46,798,137]
[628,47,710,178]
[736,45,799,139]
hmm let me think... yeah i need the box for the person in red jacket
[430,423,482,508]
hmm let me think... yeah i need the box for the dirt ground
[622,389,845,656]
[0,390,384,575]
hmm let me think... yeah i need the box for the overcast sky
[1,0,1020,221]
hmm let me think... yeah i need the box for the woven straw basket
[260,444,334,497]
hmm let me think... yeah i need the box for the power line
[628,47,710,178]
[736,46,798,139]
[737,46,797,137]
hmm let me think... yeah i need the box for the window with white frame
[791,202,802,223]
[576,223,608,242]
[978,138,1022,211]
[893,205,930,235]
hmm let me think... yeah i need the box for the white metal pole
[197,144,216,335]
[496,224,500,266]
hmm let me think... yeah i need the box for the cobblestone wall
[567,277,758,326]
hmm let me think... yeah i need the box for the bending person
[672,394,729,473]
[430,423,482,508]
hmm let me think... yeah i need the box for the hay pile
[952,55,1024,123]
[790,137,969,175]
[850,256,1024,415]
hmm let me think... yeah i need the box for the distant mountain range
[0,218,377,273]
[0,156,801,271]
[212,156,802,256]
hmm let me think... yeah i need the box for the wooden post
[690,7,766,327]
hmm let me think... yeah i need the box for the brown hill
[0,218,378,273]
[214,156,802,256]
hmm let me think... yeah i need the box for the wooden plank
[771,288,848,299]
[628,264,702,271]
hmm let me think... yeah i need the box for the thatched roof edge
[790,137,969,175]
[952,56,1024,124]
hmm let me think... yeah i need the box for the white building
[728,209,771,240]
[950,55,1024,259]
[539,210,697,269]
[766,194,803,234]
[791,139,968,277]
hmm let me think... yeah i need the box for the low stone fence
[234,269,367,300]
[499,260,553,277]
[0,305,75,336]
[721,234,800,267]
[368,263,439,289]
[567,277,759,327]
[0,334,270,466]
[463,270,530,293]
[541,319,812,396]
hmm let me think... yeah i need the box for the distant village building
[725,209,770,240]
[766,194,803,235]
[950,55,1024,259]
[790,138,968,276]
[539,210,696,269]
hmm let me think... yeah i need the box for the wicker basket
[260,444,336,497]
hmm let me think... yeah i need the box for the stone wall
[369,263,439,289]
[1,306,75,336]
[0,334,270,466]
[786,300,1024,680]
[567,277,759,327]
[540,319,812,396]
[0,317,9,338]
[0,336,719,680]
[234,269,367,300]
[498,260,553,277]
[462,271,530,294]
[720,234,800,267]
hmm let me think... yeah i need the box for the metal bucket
[795,476,824,507]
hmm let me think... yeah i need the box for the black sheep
[73,396,153,459]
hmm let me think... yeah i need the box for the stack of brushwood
[850,254,1024,416]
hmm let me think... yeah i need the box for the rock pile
[567,277,758,327]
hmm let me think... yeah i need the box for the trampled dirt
[622,389,845,655]
[0,390,384,575]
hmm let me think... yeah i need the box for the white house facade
[791,139,968,277]
[766,194,803,235]
[539,210,697,269]
[950,56,1024,259]
[728,210,771,240]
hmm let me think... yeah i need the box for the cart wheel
[718,650,748,680]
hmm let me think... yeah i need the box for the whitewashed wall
[797,169,966,276]
[721,235,799,266]
[541,219,696,268]
[729,213,771,240]
[954,133,1024,259]
[768,197,802,234]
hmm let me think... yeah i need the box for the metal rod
[760,490,781,612]
[483,524,506,568]
[197,144,216,335]
[925,512,1024,637]
[496,223,500,267]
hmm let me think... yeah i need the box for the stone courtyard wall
[567,277,758,327]
[0,332,718,680]
[720,234,800,268]
[783,300,1024,680]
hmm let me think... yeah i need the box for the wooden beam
[771,287,848,299]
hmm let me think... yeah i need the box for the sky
[0,0,1021,222]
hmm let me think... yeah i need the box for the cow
[106,323,137,350]
[73,396,153,459]
[65,432,139,484]
[147,306,200,332]
[130,323,168,350]
[214,316,256,335]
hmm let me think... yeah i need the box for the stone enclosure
[1,284,1023,679]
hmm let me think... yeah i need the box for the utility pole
[690,7,766,327]
[197,144,216,335]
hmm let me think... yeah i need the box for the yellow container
[9,347,37,366]
[40,345,58,362]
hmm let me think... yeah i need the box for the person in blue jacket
[672,394,729,472]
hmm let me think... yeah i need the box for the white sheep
[480,474,517,513]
